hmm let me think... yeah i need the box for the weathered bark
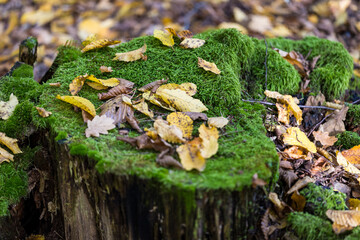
[40,131,268,240]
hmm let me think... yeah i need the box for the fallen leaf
[156,82,197,96]
[283,127,316,153]
[166,112,193,139]
[81,39,121,53]
[177,30,193,40]
[276,103,289,125]
[326,210,360,234]
[81,109,94,123]
[35,107,52,118]
[99,66,113,73]
[313,130,338,148]
[183,112,208,121]
[98,84,133,100]
[156,150,183,169]
[142,91,176,111]
[252,173,267,188]
[342,145,360,165]
[291,191,306,211]
[198,57,221,74]
[138,78,168,92]
[82,34,97,46]
[337,151,360,181]
[49,82,61,87]
[156,88,208,112]
[207,117,229,128]
[117,133,172,153]
[153,29,174,47]
[0,146,14,164]
[69,74,88,95]
[180,38,205,49]
[273,48,306,76]
[0,132,22,154]
[320,106,348,136]
[154,118,185,144]
[177,137,205,171]
[132,98,154,118]
[56,95,96,117]
[286,176,315,195]
[349,198,360,210]
[0,93,18,120]
[86,81,108,90]
[85,115,115,137]
[283,146,308,160]
[86,75,120,87]
[199,123,219,158]
[113,44,146,62]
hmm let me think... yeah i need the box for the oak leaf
[81,39,121,53]
[177,137,205,171]
[166,112,193,139]
[85,115,116,137]
[35,107,52,118]
[0,132,22,154]
[319,106,348,136]
[0,93,18,120]
[180,38,205,49]
[199,124,219,158]
[56,95,96,117]
[198,57,221,74]
[342,145,360,165]
[207,117,229,128]
[312,130,338,148]
[326,210,360,234]
[113,44,147,62]
[282,127,316,153]
[154,118,185,144]
[153,29,174,47]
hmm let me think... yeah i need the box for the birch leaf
[113,44,147,62]
[0,93,18,120]
[177,137,205,171]
[180,38,205,48]
[156,88,208,112]
[86,75,120,87]
[198,57,221,74]
[166,112,193,139]
[56,95,96,117]
[153,29,174,47]
[199,124,219,158]
[86,81,108,90]
[154,118,185,144]
[282,127,316,153]
[85,115,116,138]
[0,132,22,154]
[81,39,121,53]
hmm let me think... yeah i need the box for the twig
[242,99,338,111]
[351,98,360,105]
[307,112,334,137]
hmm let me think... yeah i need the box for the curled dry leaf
[199,124,219,158]
[0,132,22,154]
[177,137,205,171]
[99,66,113,73]
[98,85,133,100]
[49,82,61,87]
[273,48,306,76]
[282,127,316,153]
[113,44,147,62]
[117,133,172,153]
[56,95,96,117]
[0,93,18,120]
[337,151,360,182]
[286,176,315,195]
[283,146,309,160]
[312,130,338,148]
[69,74,88,95]
[320,106,348,136]
[81,39,121,53]
[82,34,97,46]
[177,30,194,40]
[156,150,183,169]
[180,38,205,49]
[138,78,168,92]
[154,118,185,144]
[0,147,14,164]
[207,117,229,128]
[85,115,115,138]
[35,107,52,118]
[166,112,193,139]
[153,29,175,47]
[326,210,360,234]
[198,57,221,74]
[183,112,208,121]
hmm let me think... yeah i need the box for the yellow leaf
[156,88,208,112]
[349,198,360,210]
[81,39,121,53]
[276,103,290,125]
[82,34,97,46]
[166,112,193,139]
[326,210,360,234]
[0,146,14,164]
[56,95,96,117]
[113,44,147,62]
[180,38,205,49]
[198,57,221,74]
[86,81,108,90]
[199,124,219,158]
[144,127,158,140]
[207,117,229,128]
[153,29,175,47]
[0,132,22,154]
[0,93,18,120]
[35,107,52,118]
[69,74,87,95]
[282,127,316,153]
[284,146,309,160]
[132,99,154,118]
[154,118,185,144]
[342,145,360,165]
[156,82,197,96]
[177,137,205,171]
[337,151,360,181]
[142,91,176,111]
[86,75,120,87]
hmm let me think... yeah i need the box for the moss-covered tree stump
[0,29,353,239]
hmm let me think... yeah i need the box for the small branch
[242,99,338,111]
[351,98,360,105]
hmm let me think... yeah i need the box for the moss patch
[347,104,360,127]
[335,131,360,150]
[11,64,34,78]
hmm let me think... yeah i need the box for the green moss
[335,131,360,149]
[288,212,338,240]
[11,64,34,78]
[55,45,82,66]
[55,131,68,142]
[69,143,89,156]
[345,227,360,240]
[23,36,38,49]
[301,183,347,219]
[347,104,360,127]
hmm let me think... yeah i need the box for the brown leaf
[177,30,193,40]
[320,106,348,136]
[312,130,338,148]
[138,78,168,92]
[183,112,208,121]
[273,48,307,77]
[117,133,172,153]
[113,44,147,62]
[49,82,61,87]
[286,176,315,195]
[252,173,267,188]
[156,150,183,169]
[98,85,133,100]
[291,191,306,211]
[81,39,121,53]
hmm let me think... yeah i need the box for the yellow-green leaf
[81,39,121,53]
[153,29,174,47]
[56,95,96,117]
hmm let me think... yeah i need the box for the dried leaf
[283,146,308,160]
[156,88,208,112]
[312,130,338,148]
[86,75,120,87]
[342,145,360,165]
[283,127,316,153]
[198,57,221,74]
[286,176,315,195]
[117,133,172,153]
[177,30,194,40]
[82,34,97,46]
[207,117,229,128]
[98,85,133,100]
[337,151,360,181]
[166,112,193,139]
[349,198,360,210]
[132,98,154,118]
[143,91,176,111]
[0,146,14,164]
[320,106,348,136]
[156,151,183,169]
[252,173,267,188]
[85,115,115,138]
[0,93,18,120]
[99,66,113,73]
[56,95,96,117]
[276,103,289,125]
[183,112,208,121]
[180,38,205,49]
[100,95,134,127]
[0,132,22,154]
[113,44,147,62]
[156,82,197,96]
[199,124,219,158]
[177,137,205,171]
[69,74,87,95]
[326,210,360,234]
[49,82,61,87]
[138,78,168,92]
[291,191,306,211]
[86,81,108,90]
[153,29,174,47]
[81,39,121,53]
[273,48,306,76]
[35,107,52,118]
[154,118,185,144]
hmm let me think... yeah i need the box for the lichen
[335,131,360,150]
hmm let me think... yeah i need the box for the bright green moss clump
[335,131,360,149]
[11,64,33,78]
[347,104,360,127]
